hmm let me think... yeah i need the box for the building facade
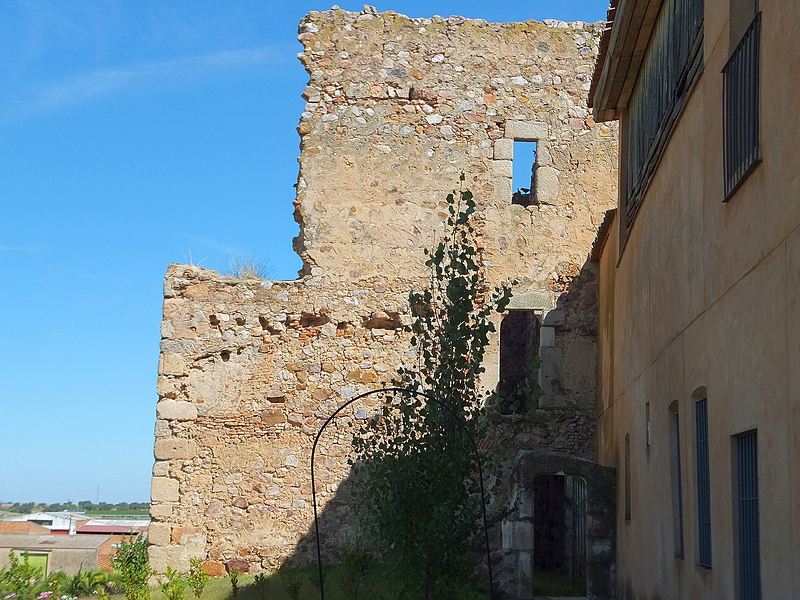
[591,0,800,598]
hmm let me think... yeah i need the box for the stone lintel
[505,121,548,141]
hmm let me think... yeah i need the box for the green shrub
[351,181,512,600]
[113,534,153,600]
[160,567,185,600]
[186,558,209,599]
[227,571,239,598]
[0,551,41,600]
[252,573,269,600]
[336,531,372,599]
[276,565,302,600]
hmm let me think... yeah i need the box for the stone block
[152,461,170,477]
[507,289,553,310]
[260,409,285,426]
[171,526,204,544]
[542,309,566,326]
[507,521,534,550]
[204,500,226,517]
[540,326,556,347]
[201,561,226,577]
[148,522,171,547]
[148,546,169,574]
[157,401,198,421]
[226,560,250,574]
[536,140,552,166]
[154,420,171,439]
[505,121,547,141]
[156,376,177,399]
[493,177,513,203]
[154,438,197,460]
[536,166,561,203]
[151,477,180,503]
[312,388,332,400]
[493,138,514,160]
[266,390,286,403]
[159,353,187,376]
[150,504,173,520]
[492,159,513,177]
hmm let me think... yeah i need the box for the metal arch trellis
[309,386,496,600]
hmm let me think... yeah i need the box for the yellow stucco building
[591,0,799,597]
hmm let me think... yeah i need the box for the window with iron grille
[736,431,761,600]
[722,12,762,200]
[695,398,712,568]
[669,401,685,558]
[623,0,704,233]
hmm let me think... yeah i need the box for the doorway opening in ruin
[512,141,538,206]
[498,310,540,414]
[533,473,588,597]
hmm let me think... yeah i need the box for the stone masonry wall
[150,6,618,576]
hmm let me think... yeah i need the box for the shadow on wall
[269,388,500,597]
[491,256,604,460]
[248,256,618,599]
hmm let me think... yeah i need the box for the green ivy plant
[351,178,512,600]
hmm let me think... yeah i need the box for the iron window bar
[722,12,762,201]
[624,0,705,229]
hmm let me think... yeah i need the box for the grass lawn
[146,565,490,600]
[532,571,586,597]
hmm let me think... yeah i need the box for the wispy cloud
[2,46,284,124]
[0,245,44,252]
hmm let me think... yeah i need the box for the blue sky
[0,0,608,504]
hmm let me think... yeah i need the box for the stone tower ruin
[149,6,618,592]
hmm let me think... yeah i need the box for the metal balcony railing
[723,12,762,200]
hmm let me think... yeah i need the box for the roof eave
[590,0,664,122]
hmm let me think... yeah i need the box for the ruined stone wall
[150,6,617,576]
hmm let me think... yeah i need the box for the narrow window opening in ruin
[532,473,588,596]
[498,310,540,414]
[512,141,538,206]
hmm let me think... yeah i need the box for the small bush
[113,534,153,600]
[252,573,269,600]
[277,565,302,600]
[0,551,41,600]
[227,571,239,598]
[160,567,185,600]
[336,531,373,599]
[186,558,209,599]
